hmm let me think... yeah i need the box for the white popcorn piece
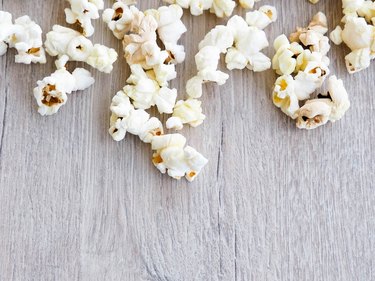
[296,99,332,130]
[0,12,46,64]
[163,0,236,18]
[103,2,143,40]
[296,75,350,130]
[328,1,375,73]
[33,68,94,116]
[109,90,164,142]
[0,11,15,56]
[239,0,261,9]
[146,5,187,64]
[166,98,206,130]
[245,5,277,30]
[65,0,104,37]
[123,64,177,114]
[151,134,208,181]
[225,15,271,71]
[45,25,118,73]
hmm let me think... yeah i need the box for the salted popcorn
[65,0,104,37]
[33,67,95,116]
[151,134,208,181]
[330,5,375,74]
[45,25,118,73]
[0,11,46,64]
[245,5,277,30]
[166,99,206,130]
[296,76,350,129]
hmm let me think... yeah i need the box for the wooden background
[0,0,374,280]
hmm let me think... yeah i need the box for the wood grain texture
[0,0,374,280]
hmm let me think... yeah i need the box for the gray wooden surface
[0,0,374,280]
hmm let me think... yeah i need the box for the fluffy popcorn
[145,5,187,64]
[296,76,350,130]
[225,15,272,71]
[186,13,274,99]
[290,12,330,56]
[0,12,46,64]
[166,99,206,130]
[102,2,142,40]
[65,0,104,37]
[245,5,277,30]
[329,1,375,73]
[239,0,261,9]
[123,64,177,114]
[33,68,94,116]
[151,134,208,181]
[45,25,118,73]
[163,0,235,18]
[271,12,350,130]
[109,90,164,142]
[0,11,15,56]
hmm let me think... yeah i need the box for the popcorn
[166,99,206,130]
[0,12,46,64]
[239,0,261,9]
[245,5,277,30]
[0,11,15,56]
[151,134,208,181]
[187,12,274,99]
[271,13,350,129]
[146,5,187,64]
[123,64,177,114]
[163,0,235,18]
[33,67,94,116]
[65,0,104,37]
[45,25,118,73]
[329,1,375,73]
[109,90,164,142]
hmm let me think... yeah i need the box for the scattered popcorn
[65,0,104,37]
[329,1,375,73]
[166,98,206,130]
[45,25,118,73]
[245,5,277,30]
[151,134,208,181]
[33,67,94,116]
[272,13,350,129]
[0,11,46,64]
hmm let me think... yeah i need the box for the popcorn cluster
[169,6,276,131]
[163,0,263,17]
[272,12,350,130]
[32,0,117,116]
[0,11,46,64]
[65,0,104,37]
[105,1,208,182]
[330,0,375,74]
[45,25,117,73]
